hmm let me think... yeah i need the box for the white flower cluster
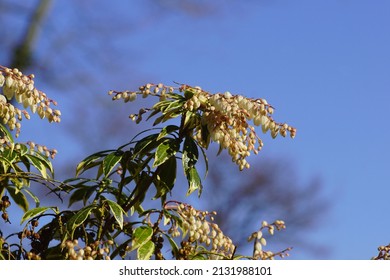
[174,203,235,259]
[247,220,290,260]
[62,239,113,260]
[194,89,296,170]
[0,66,61,137]
[109,83,296,171]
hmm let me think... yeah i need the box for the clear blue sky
[117,1,390,259]
[5,0,390,259]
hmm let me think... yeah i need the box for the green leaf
[66,205,96,239]
[165,233,179,258]
[23,189,40,207]
[161,99,183,114]
[68,186,97,207]
[21,206,57,224]
[133,133,159,156]
[106,199,125,229]
[137,240,155,260]
[153,156,177,200]
[6,186,29,212]
[200,124,211,148]
[153,138,180,167]
[152,100,184,125]
[32,151,54,174]
[157,125,179,140]
[198,144,209,179]
[185,166,202,196]
[103,151,123,177]
[23,154,49,178]
[182,136,199,172]
[0,155,13,172]
[131,226,153,251]
[76,150,113,176]
[152,99,171,111]
[17,144,29,157]
[129,171,153,212]
[183,111,200,131]
[0,123,14,143]
[152,114,165,126]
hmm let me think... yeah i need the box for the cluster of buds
[0,195,11,223]
[27,141,58,159]
[247,220,290,260]
[0,66,61,135]
[109,83,296,171]
[109,83,173,102]
[372,244,390,260]
[18,219,43,259]
[195,89,296,170]
[0,139,57,161]
[62,239,113,260]
[172,203,235,259]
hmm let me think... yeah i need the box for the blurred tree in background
[0,0,329,259]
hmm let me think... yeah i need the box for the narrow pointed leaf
[21,206,57,224]
[23,154,47,178]
[106,199,125,229]
[131,226,153,251]
[153,156,177,200]
[137,240,155,260]
[153,138,179,167]
[185,166,202,196]
[157,125,179,140]
[68,186,97,207]
[103,151,123,177]
[66,205,96,239]
[6,186,29,212]
[75,150,113,176]
[182,136,199,172]
[23,189,40,207]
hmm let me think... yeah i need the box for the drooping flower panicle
[0,65,61,158]
[109,83,296,170]
[0,65,61,137]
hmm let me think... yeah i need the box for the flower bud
[255,242,262,252]
[0,74,4,87]
[0,95,6,104]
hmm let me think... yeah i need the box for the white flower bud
[38,106,45,119]
[2,85,14,100]
[202,221,210,234]
[0,74,4,87]
[253,114,262,126]
[271,128,279,139]
[255,242,262,252]
[194,231,200,240]
[5,75,13,88]
[0,95,6,104]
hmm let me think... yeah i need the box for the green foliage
[0,66,296,260]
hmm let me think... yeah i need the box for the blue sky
[3,0,390,259]
[121,1,390,259]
